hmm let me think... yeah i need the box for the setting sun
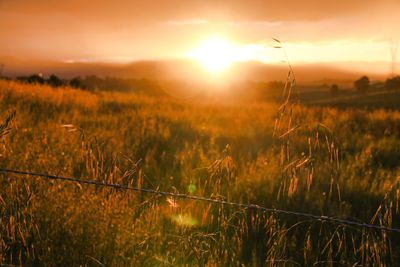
[187,38,237,73]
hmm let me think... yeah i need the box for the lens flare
[171,214,199,227]
[187,38,236,73]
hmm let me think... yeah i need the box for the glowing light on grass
[166,197,179,208]
[171,214,199,227]
[188,183,197,193]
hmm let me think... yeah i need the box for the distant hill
[0,57,389,84]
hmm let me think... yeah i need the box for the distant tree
[27,74,45,84]
[16,76,29,83]
[69,77,86,89]
[354,76,370,93]
[47,74,63,87]
[265,81,286,100]
[267,81,286,91]
[83,75,103,90]
[385,75,400,92]
[371,82,385,91]
[0,64,4,78]
[330,84,339,97]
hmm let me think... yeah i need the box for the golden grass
[0,79,399,266]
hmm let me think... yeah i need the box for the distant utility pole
[390,39,398,77]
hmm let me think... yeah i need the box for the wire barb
[1,168,400,234]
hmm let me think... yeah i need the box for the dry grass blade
[295,157,311,168]
[279,125,300,139]
[0,110,16,138]
[272,38,282,44]
[85,255,106,267]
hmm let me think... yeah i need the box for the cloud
[228,21,282,28]
[1,0,398,23]
[165,19,208,26]
[0,0,399,61]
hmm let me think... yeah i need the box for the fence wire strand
[1,167,399,234]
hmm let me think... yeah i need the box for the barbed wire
[1,167,400,234]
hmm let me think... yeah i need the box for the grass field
[299,85,400,109]
[1,79,400,266]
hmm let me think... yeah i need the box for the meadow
[1,78,400,266]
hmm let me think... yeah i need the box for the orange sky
[0,0,399,67]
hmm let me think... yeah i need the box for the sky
[0,0,399,70]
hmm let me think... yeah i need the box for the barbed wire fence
[1,168,399,234]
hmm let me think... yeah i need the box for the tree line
[330,75,400,96]
[11,73,400,99]
[15,74,165,95]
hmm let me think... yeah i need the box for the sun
[187,38,236,73]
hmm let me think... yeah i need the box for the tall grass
[0,79,399,265]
